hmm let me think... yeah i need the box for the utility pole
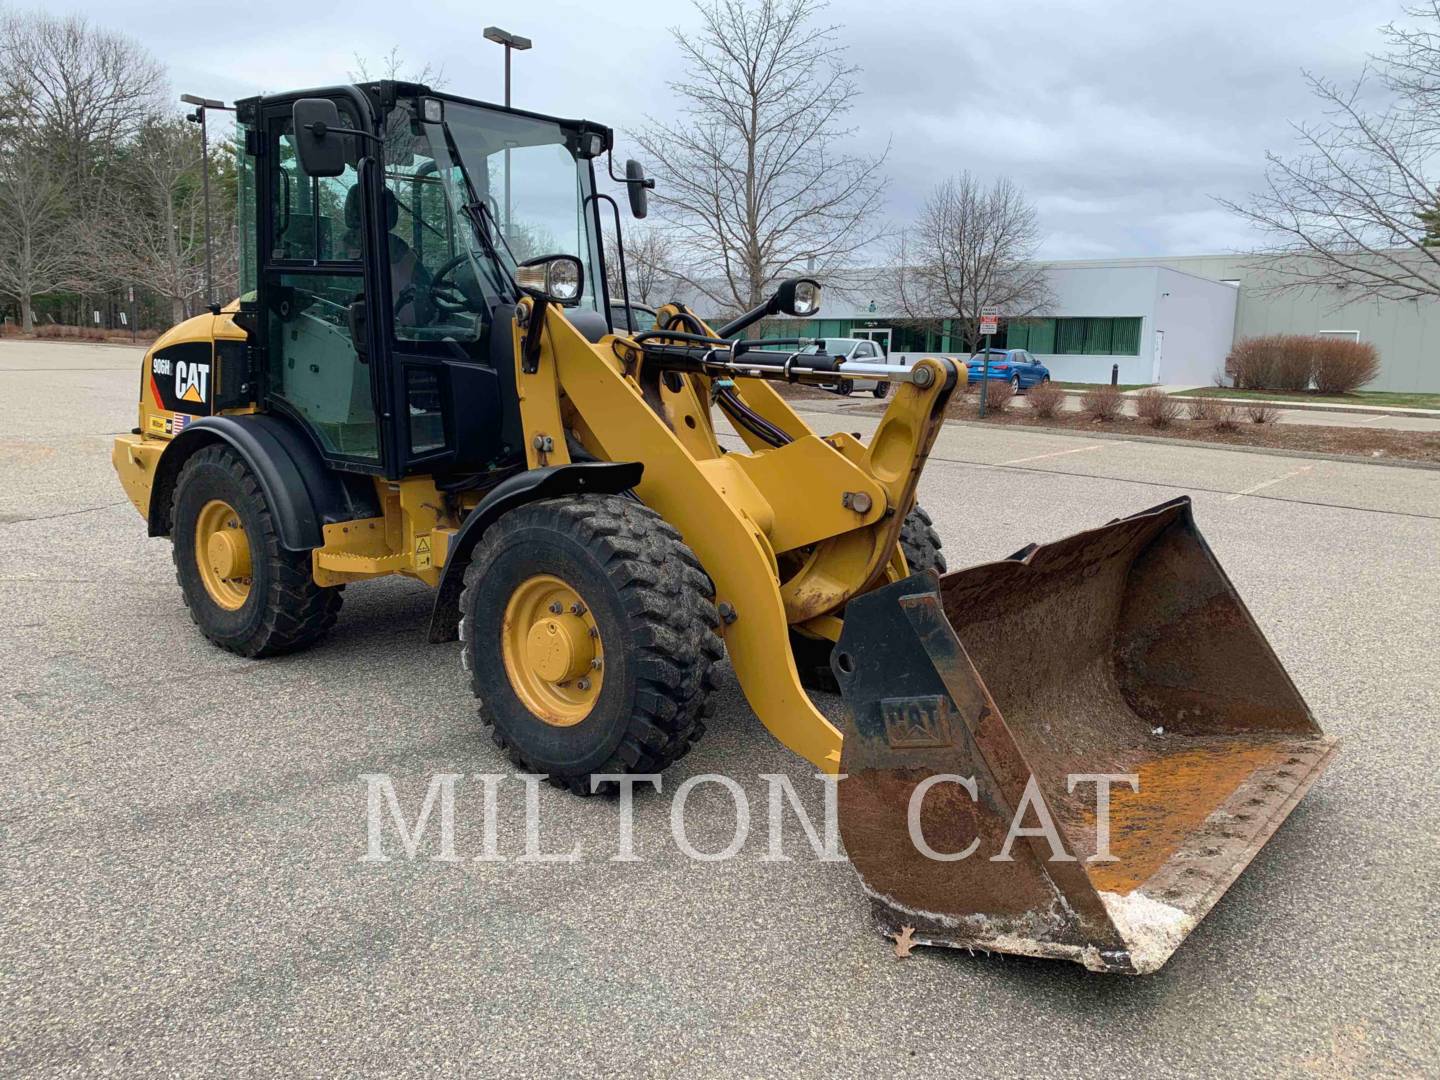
[483,27,533,240]
[182,94,233,311]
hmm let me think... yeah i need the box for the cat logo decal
[176,361,209,404]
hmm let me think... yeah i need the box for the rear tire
[460,495,723,795]
[171,444,342,657]
[872,382,889,399]
[1011,374,1022,394]
[793,502,946,693]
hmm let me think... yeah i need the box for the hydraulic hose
[714,380,792,447]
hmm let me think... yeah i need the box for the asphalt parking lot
[2,340,1438,1077]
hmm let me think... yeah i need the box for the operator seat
[343,186,433,327]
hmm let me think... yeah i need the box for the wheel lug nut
[589,627,599,638]
[570,602,586,615]
[590,658,602,669]
[549,602,563,614]
[576,678,591,691]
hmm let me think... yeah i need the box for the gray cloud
[60,0,1411,259]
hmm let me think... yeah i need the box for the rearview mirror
[292,98,346,178]
[625,159,652,219]
[775,277,822,317]
[516,254,584,306]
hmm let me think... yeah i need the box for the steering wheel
[428,252,480,315]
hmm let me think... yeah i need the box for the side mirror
[625,159,652,219]
[293,98,347,178]
[516,254,584,306]
[774,277,822,317]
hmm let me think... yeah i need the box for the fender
[149,414,381,550]
[427,461,644,643]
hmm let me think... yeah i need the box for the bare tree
[1222,3,1440,300]
[90,117,207,324]
[0,9,165,321]
[634,0,887,314]
[892,173,1051,352]
[0,10,165,196]
[349,48,446,88]
[606,225,678,305]
[0,140,78,331]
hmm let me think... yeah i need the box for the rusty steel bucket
[832,497,1337,974]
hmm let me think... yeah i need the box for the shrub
[1228,337,1282,389]
[1026,380,1066,418]
[1213,403,1241,431]
[1229,335,1312,391]
[982,378,1015,413]
[1313,338,1380,394]
[1080,383,1124,421]
[1272,339,1314,391]
[34,324,108,342]
[1229,333,1378,393]
[1186,396,1221,422]
[1247,403,1280,424]
[1136,388,1182,428]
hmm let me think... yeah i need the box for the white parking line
[999,443,1111,466]
[1225,465,1314,501]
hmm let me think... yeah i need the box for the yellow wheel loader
[111,81,1335,974]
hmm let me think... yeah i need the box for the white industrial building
[757,252,1438,391]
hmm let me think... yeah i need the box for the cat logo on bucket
[176,361,209,404]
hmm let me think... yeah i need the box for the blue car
[965,348,1051,391]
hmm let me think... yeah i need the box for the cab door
[376,97,514,478]
[258,95,387,472]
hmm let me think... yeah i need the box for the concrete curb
[943,418,1440,472]
[1177,395,1440,419]
[1051,387,1440,418]
[787,399,1440,472]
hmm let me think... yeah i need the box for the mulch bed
[775,384,1440,465]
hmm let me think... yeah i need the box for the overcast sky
[58,0,1412,259]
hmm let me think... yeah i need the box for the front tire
[460,495,723,795]
[899,503,947,575]
[171,444,342,657]
[872,382,889,399]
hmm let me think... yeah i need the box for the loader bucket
[831,497,1337,974]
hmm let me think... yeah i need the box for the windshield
[422,100,605,314]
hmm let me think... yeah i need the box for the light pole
[182,94,232,312]
[483,26,532,238]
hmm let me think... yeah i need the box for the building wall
[1049,254,1439,392]
[1148,267,1240,386]
[1025,266,1156,383]
[802,266,1238,384]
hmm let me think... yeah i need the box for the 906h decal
[148,342,214,416]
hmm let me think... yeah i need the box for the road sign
[979,306,999,336]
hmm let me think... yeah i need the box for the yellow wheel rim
[501,574,604,726]
[194,499,252,611]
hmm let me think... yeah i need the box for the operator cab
[233,81,640,482]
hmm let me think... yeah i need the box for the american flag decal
[171,413,189,434]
